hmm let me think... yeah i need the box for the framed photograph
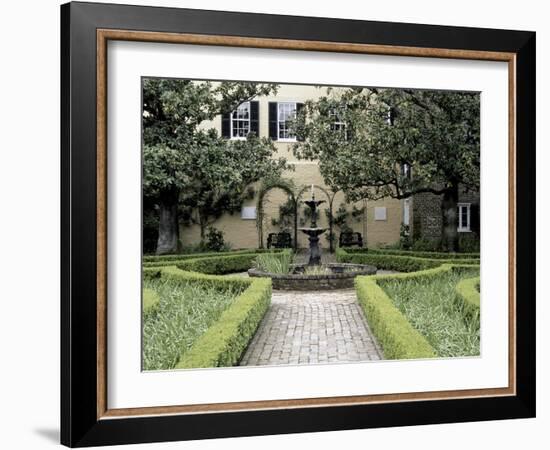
[61,1,535,447]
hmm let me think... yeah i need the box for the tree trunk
[441,183,459,252]
[156,187,179,255]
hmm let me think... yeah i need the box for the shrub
[142,266,272,369]
[336,248,480,272]
[399,224,412,250]
[459,234,481,252]
[379,267,480,357]
[364,248,480,260]
[143,248,281,264]
[355,276,436,359]
[176,278,272,368]
[355,264,480,360]
[411,237,442,252]
[455,275,481,324]
[142,278,241,370]
[253,250,293,274]
[203,226,228,252]
[176,253,259,275]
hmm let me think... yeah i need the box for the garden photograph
[141,78,481,371]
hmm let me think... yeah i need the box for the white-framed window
[329,106,347,140]
[457,203,471,232]
[230,101,250,139]
[241,206,257,220]
[277,102,297,141]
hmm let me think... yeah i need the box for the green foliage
[356,248,480,259]
[143,249,283,267]
[203,226,227,252]
[459,234,481,252]
[142,288,160,316]
[455,276,481,325]
[176,253,259,275]
[399,224,412,250]
[142,79,286,251]
[253,250,293,274]
[271,198,296,233]
[411,237,442,252]
[176,278,272,368]
[355,276,437,360]
[292,88,480,202]
[379,268,480,357]
[336,248,479,272]
[142,277,243,370]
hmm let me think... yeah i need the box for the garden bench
[339,231,363,248]
[267,232,293,249]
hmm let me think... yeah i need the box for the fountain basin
[248,263,377,291]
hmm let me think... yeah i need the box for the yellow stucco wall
[179,84,403,249]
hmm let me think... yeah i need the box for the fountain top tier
[301,193,325,229]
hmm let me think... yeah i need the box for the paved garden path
[239,289,383,366]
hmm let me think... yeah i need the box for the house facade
[178,83,479,252]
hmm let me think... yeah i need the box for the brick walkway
[239,289,383,366]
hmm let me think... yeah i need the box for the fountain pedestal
[299,193,327,266]
[299,228,326,265]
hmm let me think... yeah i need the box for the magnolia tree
[292,87,480,252]
[143,79,284,254]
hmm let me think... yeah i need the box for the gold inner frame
[96,29,517,420]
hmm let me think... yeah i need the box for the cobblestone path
[239,289,383,366]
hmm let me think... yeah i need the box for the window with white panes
[329,107,347,140]
[231,102,250,139]
[277,102,297,141]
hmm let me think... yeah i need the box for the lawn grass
[142,278,244,371]
[379,269,480,358]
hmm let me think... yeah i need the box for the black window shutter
[221,112,231,138]
[295,103,304,141]
[268,102,278,140]
[470,203,480,235]
[250,101,259,137]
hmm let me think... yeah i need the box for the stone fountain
[248,186,377,290]
[299,192,327,266]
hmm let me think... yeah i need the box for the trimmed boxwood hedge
[355,276,436,359]
[455,275,481,323]
[143,248,282,265]
[142,265,271,369]
[354,264,480,360]
[336,248,480,272]
[176,278,271,368]
[345,247,480,260]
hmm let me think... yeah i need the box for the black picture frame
[61,1,536,447]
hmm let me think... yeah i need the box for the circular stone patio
[239,289,383,366]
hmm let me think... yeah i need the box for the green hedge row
[355,276,436,360]
[354,264,480,359]
[176,277,272,368]
[143,265,251,292]
[175,253,259,274]
[336,248,480,272]
[142,265,271,368]
[344,247,480,260]
[455,276,481,323]
[143,248,280,263]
